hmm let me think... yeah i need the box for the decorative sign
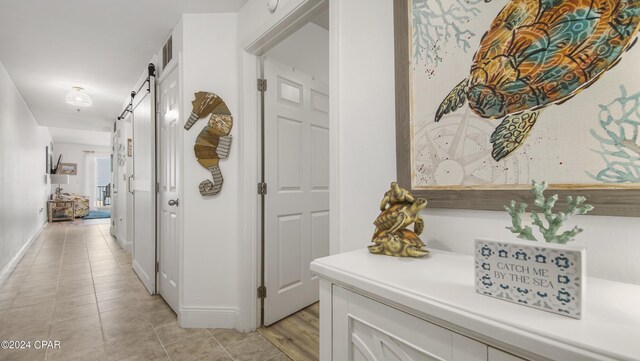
[475,238,586,319]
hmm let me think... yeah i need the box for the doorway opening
[259,4,330,328]
[95,157,111,208]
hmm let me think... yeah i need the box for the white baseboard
[179,306,239,329]
[0,221,46,286]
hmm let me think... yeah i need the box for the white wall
[335,0,640,285]
[238,0,326,51]
[334,0,397,252]
[0,62,52,282]
[52,143,111,208]
[179,13,240,327]
[266,22,329,83]
[238,0,297,41]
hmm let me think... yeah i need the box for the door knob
[168,199,179,207]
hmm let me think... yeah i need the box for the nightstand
[48,200,75,222]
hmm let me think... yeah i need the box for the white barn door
[112,125,128,247]
[157,65,180,312]
[111,130,120,238]
[263,57,330,325]
[132,83,157,295]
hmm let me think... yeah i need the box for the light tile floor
[0,220,291,361]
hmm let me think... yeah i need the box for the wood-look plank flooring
[258,303,320,361]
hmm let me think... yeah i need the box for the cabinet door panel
[350,318,445,361]
[453,334,487,361]
[333,286,490,361]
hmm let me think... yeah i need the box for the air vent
[162,35,173,68]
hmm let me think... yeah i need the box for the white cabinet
[332,285,487,361]
[311,249,640,361]
[453,334,488,361]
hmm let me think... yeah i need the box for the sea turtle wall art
[409,0,640,189]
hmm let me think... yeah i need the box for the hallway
[0,221,291,361]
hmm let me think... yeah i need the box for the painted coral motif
[589,86,640,183]
[412,0,483,70]
[433,0,640,162]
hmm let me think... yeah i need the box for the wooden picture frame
[393,0,640,216]
[58,163,77,176]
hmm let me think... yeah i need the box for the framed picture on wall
[128,138,133,157]
[394,0,640,216]
[58,163,77,176]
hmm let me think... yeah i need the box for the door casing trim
[237,0,338,332]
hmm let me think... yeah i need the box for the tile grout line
[95,223,134,291]
[259,331,292,361]
[265,352,288,361]
[96,224,126,270]
[146,290,175,361]
[205,329,237,361]
[149,320,173,360]
[102,224,159,324]
[45,223,68,361]
[17,225,51,289]
[95,221,171,360]
[5,225,48,310]
[87,221,113,358]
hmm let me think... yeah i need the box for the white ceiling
[0,0,247,133]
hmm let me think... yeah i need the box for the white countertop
[311,249,640,361]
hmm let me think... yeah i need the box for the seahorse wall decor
[185,92,233,196]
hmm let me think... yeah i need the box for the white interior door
[112,126,128,246]
[125,118,134,251]
[116,127,128,245]
[132,84,157,295]
[264,57,330,325]
[157,65,180,312]
[111,131,120,236]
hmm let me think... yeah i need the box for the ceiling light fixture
[65,86,92,107]
[267,0,278,13]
